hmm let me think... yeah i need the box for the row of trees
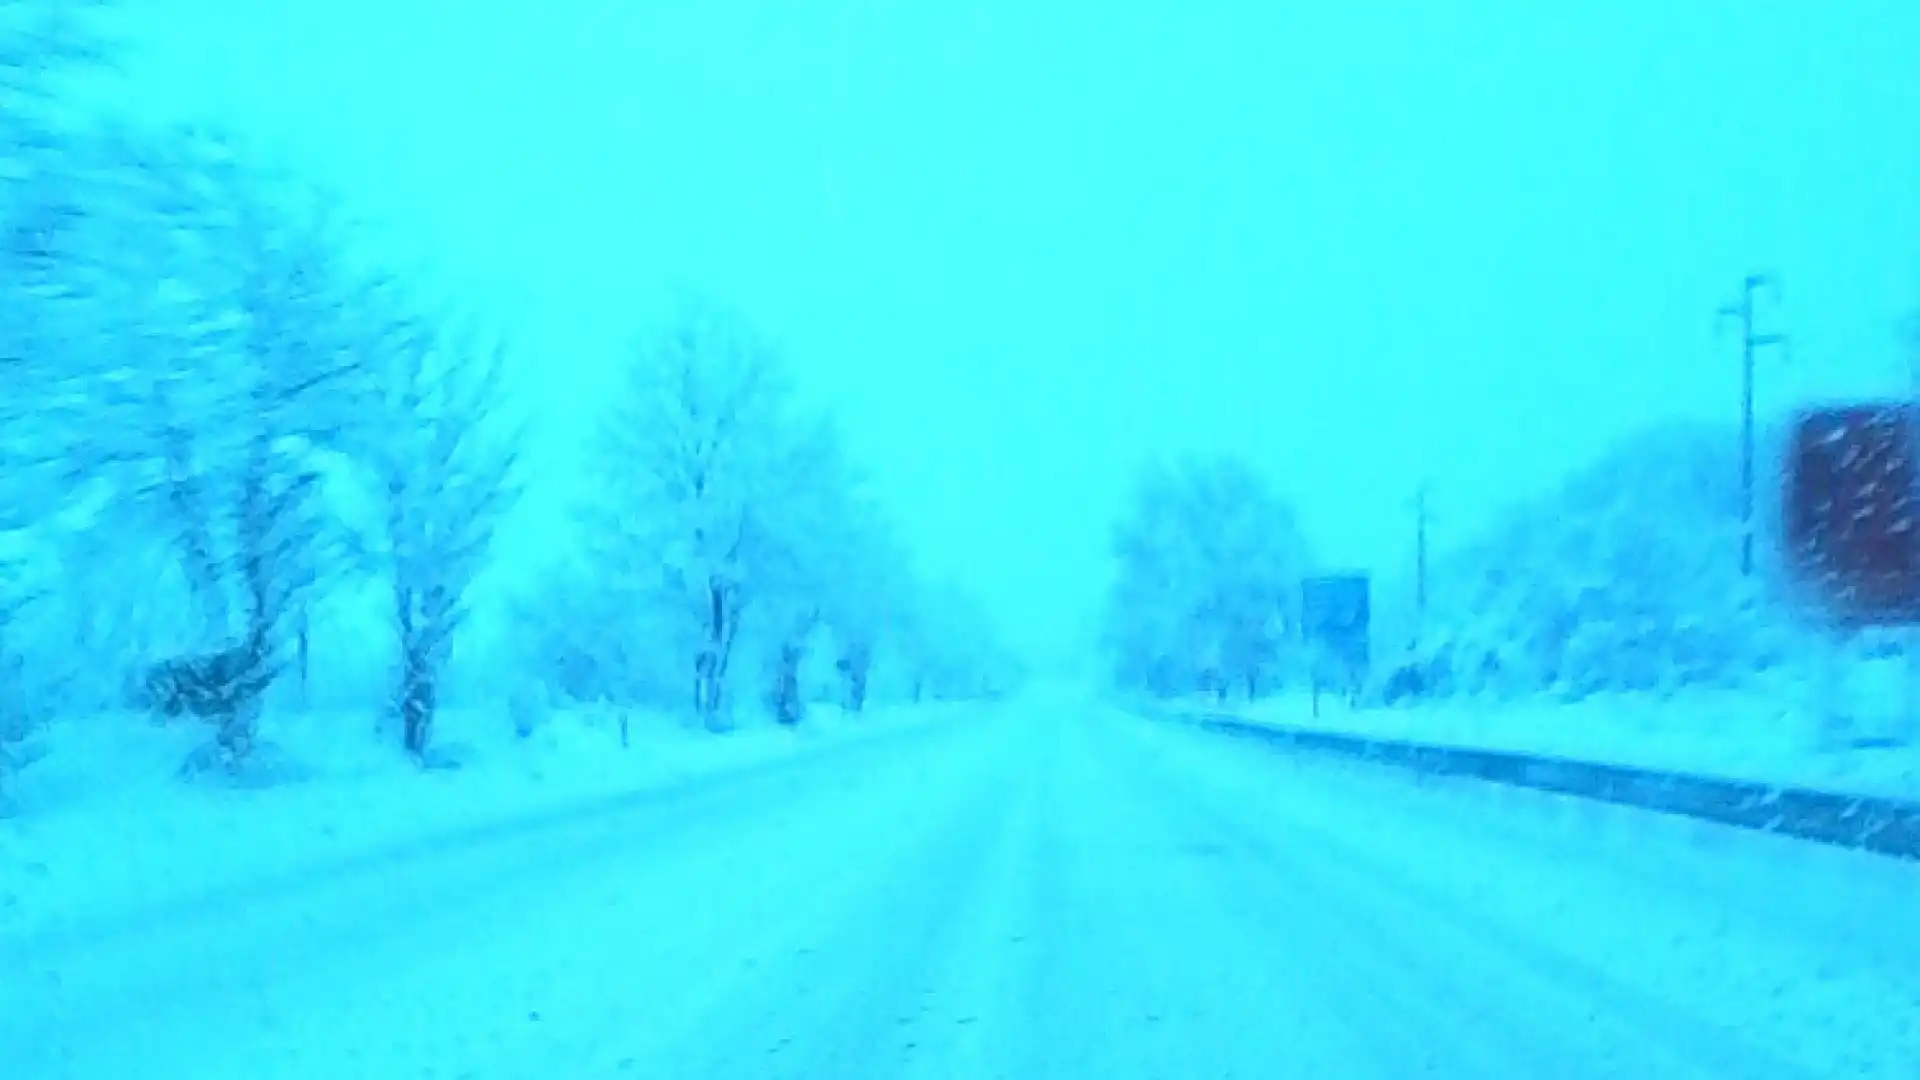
[0,0,1015,806]
[0,0,519,780]
[505,299,1021,731]
[1098,419,1882,705]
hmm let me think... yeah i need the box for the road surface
[4,698,1916,1079]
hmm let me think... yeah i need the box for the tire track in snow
[0,716,990,1080]
[1118,713,1885,1080]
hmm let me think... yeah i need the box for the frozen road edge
[1166,709,1920,861]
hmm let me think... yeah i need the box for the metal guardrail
[1175,712,1920,862]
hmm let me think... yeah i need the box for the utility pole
[1413,483,1432,619]
[1404,482,1434,655]
[1719,273,1789,578]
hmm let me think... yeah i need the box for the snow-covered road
[5,700,1916,1079]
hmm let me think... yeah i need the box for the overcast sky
[99,0,1920,661]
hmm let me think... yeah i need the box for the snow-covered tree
[368,305,520,761]
[581,299,825,729]
[501,551,664,706]
[820,512,909,713]
[742,418,912,723]
[1102,455,1314,699]
[565,300,938,727]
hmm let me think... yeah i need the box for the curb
[1172,711,1920,862]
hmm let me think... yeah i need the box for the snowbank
[0,699,956,939]
[1175,665,1920,801]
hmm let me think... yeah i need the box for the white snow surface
[1180,668,1920,799]
[0,699,957,940]
[2,687,1913,1078]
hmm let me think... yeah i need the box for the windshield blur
[2,3,1917,1078]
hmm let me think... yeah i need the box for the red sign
[1782,402,1920,626]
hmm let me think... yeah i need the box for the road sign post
[1301,574,1371,716]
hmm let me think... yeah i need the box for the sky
[86,0,1920,663]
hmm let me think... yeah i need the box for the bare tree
[371,308,520,762]
[45,126,387,770]
[0,0,113,246]
[0,7,396,781]
[0,0,119,533]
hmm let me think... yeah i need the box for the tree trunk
[838,643,871,713]
[213,692,261,760]
[693,652,713,714]
[396,582,456,763]
[847,665,869,713]
[773,643,803,726]
[202,630,272,767]
[296,610,310,707]
[214,435,286,762]
[1,660,25,816]
[696,645,729,728]
[165,431,228,640]
[697,581,737,731]
[400,642,436,759]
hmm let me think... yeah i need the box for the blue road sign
[1301,573,1371,671]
